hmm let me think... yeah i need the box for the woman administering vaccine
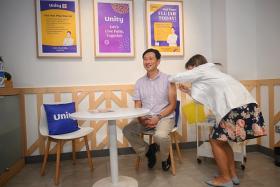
[169,54,266,187]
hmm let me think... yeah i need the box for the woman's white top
[169,63,256,123]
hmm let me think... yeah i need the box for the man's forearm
[159,105,176,118]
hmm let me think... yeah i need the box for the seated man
[123,48,177,171]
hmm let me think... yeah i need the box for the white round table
[70,108,150,187]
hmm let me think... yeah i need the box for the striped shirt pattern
[133,71,174,118]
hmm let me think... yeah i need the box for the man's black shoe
[162,155,171,171]
[145,143,159,169]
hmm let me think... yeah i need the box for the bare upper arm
[134,100,142,108]
[168,82,177,110]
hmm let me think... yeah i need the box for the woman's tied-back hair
[185,54,208,69]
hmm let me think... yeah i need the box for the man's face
[143,52,159,72]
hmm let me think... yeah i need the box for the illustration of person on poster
[63,31,74,46]
[166,26,178,47]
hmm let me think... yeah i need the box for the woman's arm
[169,69,202,83]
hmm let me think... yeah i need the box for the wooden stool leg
[173,132,183,163]
[72,139,76,165]
[41,137,51,176]
[55,140,62,185]
[84,136,94,171]
[169,143,175,176]
[135,156,141,170]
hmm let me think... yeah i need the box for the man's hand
[144,115,159,128]
[138,116,148,125]
[138,115,159,128]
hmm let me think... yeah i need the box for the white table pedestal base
[70,109,149,187]
[92,176,138,187]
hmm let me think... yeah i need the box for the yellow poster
[36,0,81,57]
[41,9,76,46]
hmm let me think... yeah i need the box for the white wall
[223,0,280,79]
[0,0,212,87]
[1,0,279,86]
[184,0,212,59]
[225,0,258,80]
[256,0,280,79]
[211,0,227,71]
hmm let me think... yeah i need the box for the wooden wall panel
[20,80,280,156]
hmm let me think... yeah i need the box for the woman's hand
[178,84,191,95]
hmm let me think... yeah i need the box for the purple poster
[97,3,131,53]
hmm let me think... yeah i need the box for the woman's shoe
[205,180,233,187]
[214,175,240,185]
[231,176,240,185]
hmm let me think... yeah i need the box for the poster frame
[145,0,184,56]
[35,0,82,58]
[93,0,135,58]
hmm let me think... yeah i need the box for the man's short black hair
[142,48,161,60]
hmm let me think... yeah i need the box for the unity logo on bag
[44,102,79,135]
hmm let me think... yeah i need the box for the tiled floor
[5,149,280,187]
